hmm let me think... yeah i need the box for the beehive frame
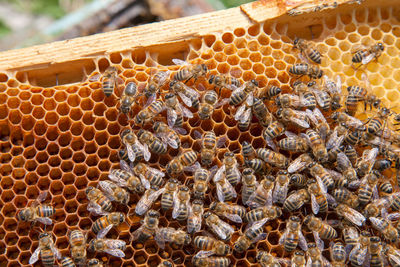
[1,0,400,266]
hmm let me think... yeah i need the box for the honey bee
[215,151,241,186]
[351,42,384,67]
[108,161,146,193]
[29,232,61,266]
[208,74,241,92]
[306,242,330,267]
[60,257,76,267]
[144,70,170,105]
[384,243,400,267]
[272,170,290,205]
[158,260,173,267]
[87,259,104,267]
[333,187,359,208]
[192,251,230,267]
[131,209,160,243]
[242,168,259,205]
[333,203,366,226]
[262,120,286,151]
[307,81,332,111]
[289,63,323,79]
[203,212,234,241]
[135,186,165,216]
[193,167,213,199]
[119,82,138,115]
[17,191,55,225]
[276,107,311,129]
[256,251,289,267]
[290,173,308,188]
[278,134,309,153]
[245,158,268,174]
[132,162,165,189]
[166,150,199,176]
[245,205,282,223]
[246,176,274,208]
[235,102,252,130]
[85,187,113,216]
[252,97,274,127]
[307,178,329,214]
[258,85,282,99]
[209,201,246,223]
[275,93,302,109]
[69,230,87,264]
[279,216,308,252]
[169,80,200,108]
[369,236,385,267]
[283,189,310,212]
[343,225,360,247]
[292,81,317,110]
[230,79,259,106]
[306,108,330,141]
[331,111,364,129]
[293,37,322,64]
[153,121,182,149]
[234,218,269,253]
[172,185,191,221]
[336,152,358,186]
[164,93,193,128]
[137,129,168,156]
[172,58,208,83]
[256,148,289,168]
[304,214,337,241]
[134,99,165,125]
[323,74,342,111]
[291,251,306,267]
[308,162,335,190]
[160,179,179,211]
[199,89,230,120]
[120,129,147,162]
[187,199,204,234]
[90,66,122,97]
[346,73,381,115]
[88,238,126,258]
[370,216,398,243]
[214,172,237,202]
[288,153,313,173]
[197,131,226,166]
[99,180,130,205]
[330,242,346,266]
[193,235,231,256]
[303,129,328,162]
[92,212,125,238]
[349,231,370,267]
[357,171,379,206]
[155,227,191,249]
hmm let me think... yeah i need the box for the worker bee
[208,74,241,92]
[246,176,274,208]
[258,85,282,99]
[17,191,56,225]
[369,236,385,267]
[230,79,259,106]
[132,162,165,189]
[29,232,61,266]
[278,134,309,153]
[87,259,104,267]
[108,161,146,193]
[279,216,308,252]
[169,80,200,108]
[88,238,126,258]
[252,97,274,127]
[209,201,246,223]
[134,99,165,125]
[234,218,269,253]
[349,231,370,267]
[193,167,214,199]
[293,37,322,64]
[60,257,76,267]
[303,129,328,162]
[214,172,237,202]
[192,251,230,267]
[187,199,204,234]
[292,81,317,110]
[164,93,193,128]
[307,178,329,214]
[137,129,168,156]
[333,203,366,226]
[326,125,346,158]
[290,173,308,188]
[289,63,323,79]
[370,216,398,243]
[304,214,337,241]
[283,189,310,212]
[245,158,268,173]
[236,103,252,130]
[308,162,335,190]
[160,179,179,211]
[196,131,226,166]
[262,120,286,151]
[357,171,379,206]
[256,148,289,168]
[135,186,165,216]
[69,230,87,264]
[99,180,130,206]
[166,149,199,176]
[306,108,330,141]
[172,185,191,221]
[291,251,306,267]
[274,93,303,109]
[203,212,234,241]
[144,70,170,105]
[336,152,358,186]
[351,42,384,67]
[158,260,173,267]
[331,111,364,130]
[153,121,182,149]
[256,251,289,267]
[154,227,191,249]
[272,170,290,205]
[323,75,342,110]
[215,152,241,186]
[333,187,359,208]
[92,212,125,238]
[89,66,123,97]
[86,187,113,216]
[307,81,332,111]
[276,107,311,129]
[330,242,346,266]
[384,243,400,267]
[306,242,330,267]
[242,168,259,205]
[172,58,208,82]
[201,90,229,119]
[119,82,138,115]
[288,153,313,173]
[131,209,160,243]
[193,235,231,256]
[120,129,147,162]
[245,205,282,223]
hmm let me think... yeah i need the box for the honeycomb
[1,1,400,266]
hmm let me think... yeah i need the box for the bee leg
[309,25,315,39]
[55,73,59,86]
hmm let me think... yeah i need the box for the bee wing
[144,94,156,108]
[246,93,254,106]
[184,83,200,97]
[104,249,125,258]
[148,166,165,178]
[290,115,310,128]
[36,217,53,225]
[108,171,128,187]
[285,131,297,138]
[264,135,278,152]
[193,130,202,140]
[369,217,385,231]
[343,207,366,226]
[131,225,144,241]
[389,253,400,266]
[337,152,352,170]
[305,109,318,125]
[313,108,327,124]
[89,73,101,82]
[215,98,231,108]
[142,144,151,162]
[356,247,368,265]
[387,212,400,221]
[51,244,62,259]
[298,231,308,251]
[180,104,194,118]
[37,191,48,203]
[183,162,201,173]
[155,231,167,249]
[216,183,225,202]
[311,194,320,215]
[149,188,165,203]
[234,104,247,121]
[178,92,194,107]
[311,89,330,109]
[288,154,309,173]
[326,134,344,150]
[157,71,170,86]
[97,224,113,239]
[135,194,149,215]
[139,174,151,190]
[224,213,243,223]
[87,202,106,216]
[240,108,252,124]
[29,246,41,264]
[196,250,215,258]
[362,53,375,65]
[167,108,178,127]
[232,83,246,96]
[365,147,379,162]
[300,93,314,107]
[214,165,226,182]
[315,174,328,194]
[313,231,324,251]
[346,114,364,128]
[99,181,115,198]
[126,145,137,162]
[120,160,132,172]
[172,192,180,219]
[172,58,188,66]
[173,126,187,135]
[216,136,227,148]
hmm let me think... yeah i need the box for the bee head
[169,80,178,88]
[251,79,259,87]
[208,75,215,84]
[85,187,94,195]
[378,42,384,50]
[307,81,316,87]
[203,211,211,219]
[293,37,299,46]
[242,168,253,175]
[201,64,208,73]
[209,201,217,210]
[165,93,175,100]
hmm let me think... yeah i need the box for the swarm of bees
[16,35,400,267]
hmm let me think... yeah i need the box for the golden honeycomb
[1,1,400,266]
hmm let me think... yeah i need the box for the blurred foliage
[220,0,253,8]
[0,19,11,37]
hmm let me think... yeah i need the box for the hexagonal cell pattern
[1,4,400,267]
